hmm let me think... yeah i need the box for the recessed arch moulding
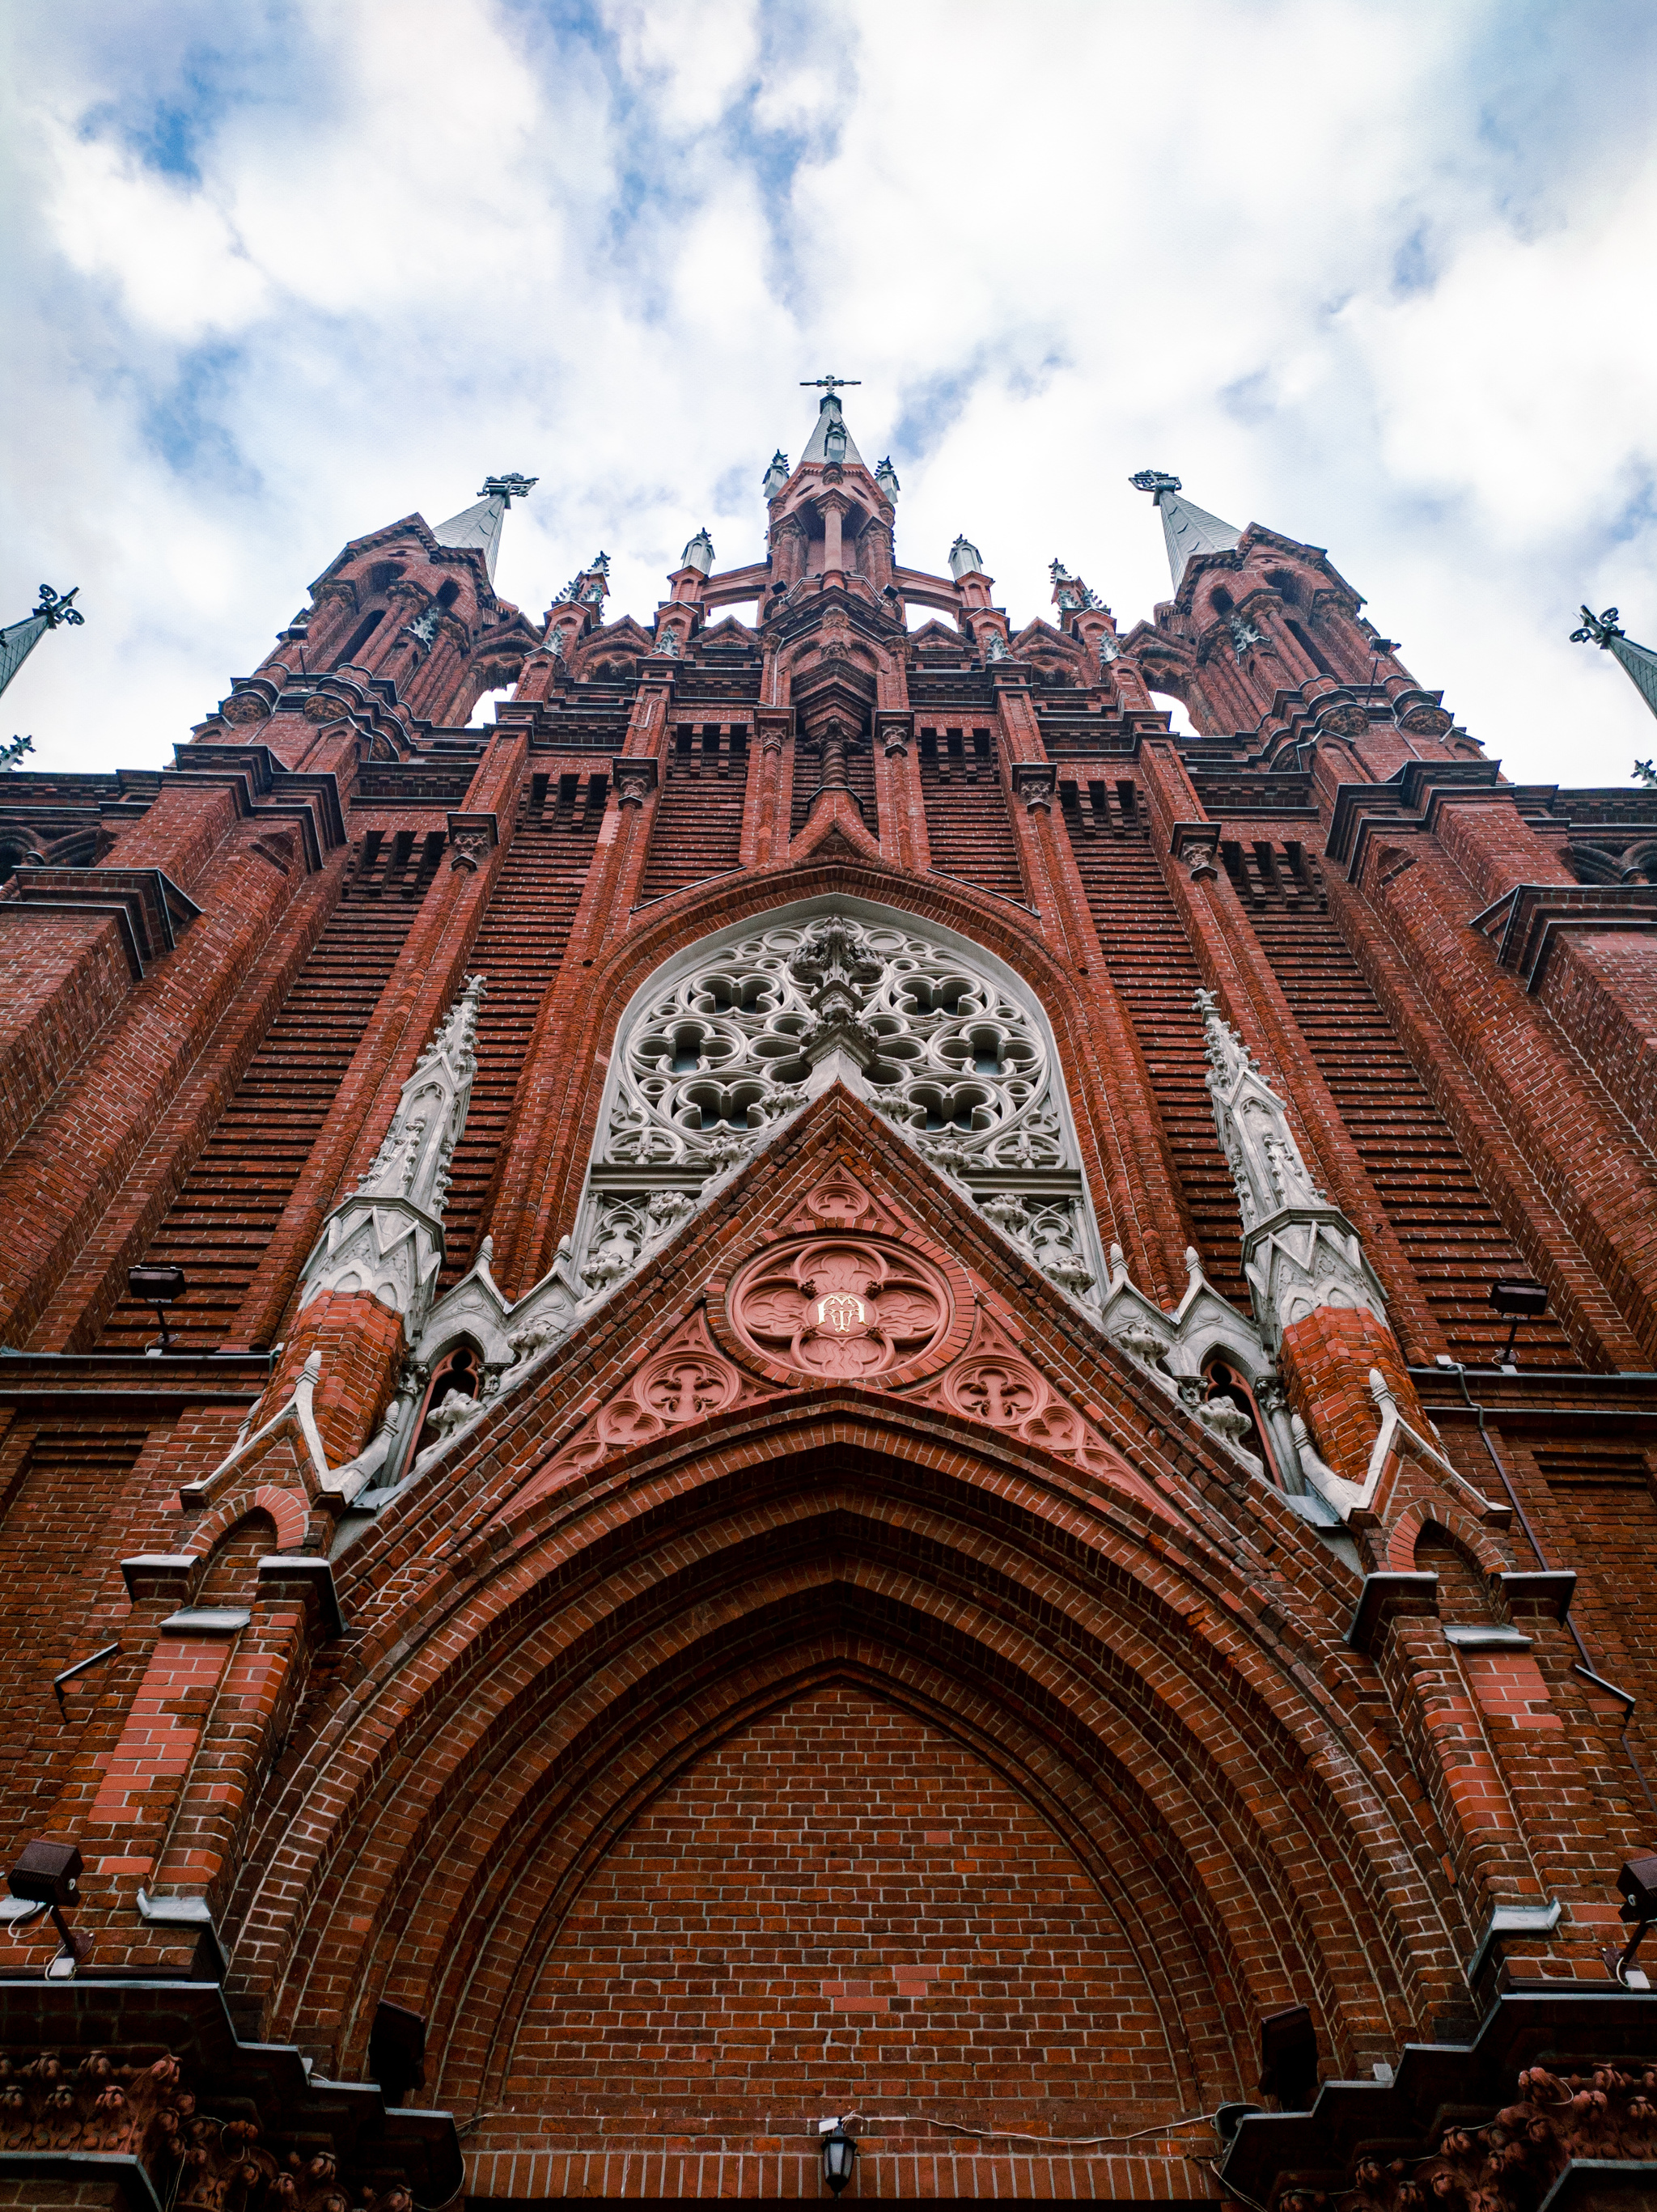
[229,1399,1464,2169]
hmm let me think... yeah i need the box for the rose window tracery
[566,907,1105,1321]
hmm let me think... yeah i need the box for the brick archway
[229,1404,1466,2136]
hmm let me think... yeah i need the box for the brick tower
[2,399,1656,2209]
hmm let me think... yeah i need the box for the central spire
[433,472,537,583]
[1129,468,1242,588]
[799,388,867,469]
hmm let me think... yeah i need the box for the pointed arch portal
[231,1352,1464,2197]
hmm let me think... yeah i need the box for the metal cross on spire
[800,375,861,392]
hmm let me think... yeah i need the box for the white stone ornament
[1194,989,1386,1353]
[298,975,485,1327]
[393,905,1108,1472]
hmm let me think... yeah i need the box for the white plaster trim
[181,1350,366,1509]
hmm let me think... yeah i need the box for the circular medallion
[721,1233,964,1387]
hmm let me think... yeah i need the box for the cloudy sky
[6,0,1657,782]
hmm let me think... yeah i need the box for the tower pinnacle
[1129,468,1243,588]
[1572,604,1657,725]
[433,472,538,583]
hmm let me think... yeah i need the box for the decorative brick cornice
[162,742,347,866]
[1328,759,1556,881]
[1470,879,1657,990]
[0,865,200,977]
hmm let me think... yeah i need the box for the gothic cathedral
[2,388,1657,2206]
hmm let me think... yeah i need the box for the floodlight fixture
[1488,1279,1548,1368]
[7,1840,90,1975]
[1605,1852,1657,1987]
[1257,2002,1319,2111]
[128,1262,187,1353]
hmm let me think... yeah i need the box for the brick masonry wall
[477,1682,1182,2154]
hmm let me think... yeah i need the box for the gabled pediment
[361,1087,1235,1552]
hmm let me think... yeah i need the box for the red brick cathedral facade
[2,396,1656,2208]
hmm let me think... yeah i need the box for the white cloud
[5,0,1657,787]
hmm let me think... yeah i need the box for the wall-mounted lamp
[7,1840,91,1977]
[1257,2002,1320,2111]
[129,1263,187,1354]
[1604,1853,1657,1988]
[818,2116,858,2195]
[1488,1279,1548,1371]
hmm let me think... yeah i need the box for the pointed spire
[551,552,611,609]
[762,450,790,498]
[432,473,537,583]
[1571,604,1657,724]
[800,392,867,468]
[1129,469,1242,588]
[0,586,83,701]
[1194,988,1384,1351]
[875,456,901,503]
[680,527,715,575]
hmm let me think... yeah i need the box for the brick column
[1364,1591,1555,1981]
[994,678,1192,1306]
[871,712,929,875]
[485,715,668,1298]
[742,710,792,867]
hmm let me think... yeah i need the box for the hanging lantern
[820,2119,858,2195]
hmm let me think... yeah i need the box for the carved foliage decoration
[913,1310,1130,1489]
[507,1171,1154,1523]
[0,2050,412,2211]
[582,906,1104,1317]
[536,1312,760,1485]
[1290,2065,1657,2212]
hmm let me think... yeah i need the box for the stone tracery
[578,905,1106,1316]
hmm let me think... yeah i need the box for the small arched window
[335,609,384,668]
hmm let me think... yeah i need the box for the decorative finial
[32,585,85,630]
[1129,469,1182,500]
[1570,604,1624,648]
[948,535,985,580]
[479,473,537,503]
[801,374,862,392]
[875,456,900,501]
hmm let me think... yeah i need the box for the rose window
[563,903,1107,1328]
